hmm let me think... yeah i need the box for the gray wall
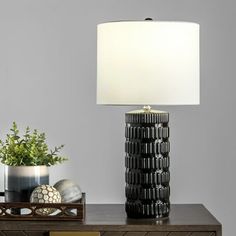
[0,0,235,235]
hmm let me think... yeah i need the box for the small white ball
[30,184,61,215]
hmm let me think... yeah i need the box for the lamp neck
[143,105,152,112]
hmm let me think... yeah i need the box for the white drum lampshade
[96,20,200,219]
[97,21,199,105]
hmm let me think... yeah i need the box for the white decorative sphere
[30,184,61,215]
[54,179,82,203]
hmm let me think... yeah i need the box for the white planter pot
[4,165,49,202]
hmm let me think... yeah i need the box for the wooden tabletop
[86,204,220,225]
[0,204,221,233]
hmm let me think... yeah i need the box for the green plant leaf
[0,122,68,166]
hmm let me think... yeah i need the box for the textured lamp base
[125,110,170,218]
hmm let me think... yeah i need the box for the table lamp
[97,19,199,218]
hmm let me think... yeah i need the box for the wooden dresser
[0,204,221,236]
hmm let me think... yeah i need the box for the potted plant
[0,122,67,203]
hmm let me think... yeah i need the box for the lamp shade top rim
[98,21,199,27]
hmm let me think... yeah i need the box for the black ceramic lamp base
[125,109,170,218]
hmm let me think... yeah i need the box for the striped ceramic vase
[4,165,49,203]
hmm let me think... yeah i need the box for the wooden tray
[0,192,85,221]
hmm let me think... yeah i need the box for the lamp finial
[145,18,153,21]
